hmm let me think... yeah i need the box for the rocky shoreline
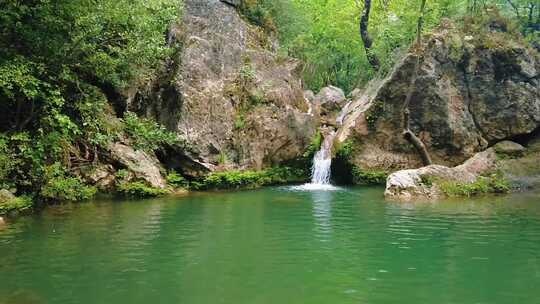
[1,0,539,216]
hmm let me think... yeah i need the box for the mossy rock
[493,141,526,158]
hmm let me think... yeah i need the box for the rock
[0,216,4,225]
[336,17,540,173]
[0,189,15,204]
[108,143,167,188]
[315,86,346,113]
[348,88,363,100]
[304,90,315,102]
[493,141,526,157]
[498,136,540,189]
[220,0,240,7]
[131,0,317,175]
[82,164,116,191]
[385,148,498,200]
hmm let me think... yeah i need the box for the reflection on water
[311,190,335,240]
[0,187,539,304]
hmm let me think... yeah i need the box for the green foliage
[303,131,322,158]
[122,112,181,152]
[235,114,246,130]
[117,181,169,198]
[365,100,385,130]
[218,151,229,165]
[335,140,354,160]
[420,174,435,187]
[0,195,33,215]
[0,0,183,203]
[192,167,307,190]
[40,163,97,202]
[439,173,511,197]
[166,171,188,189]
[352,167,388,185]
[243,0,538,93]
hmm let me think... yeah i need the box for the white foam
[289,183,341,191]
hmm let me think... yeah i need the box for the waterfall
[311,131,335,185]
[291,130,338,191]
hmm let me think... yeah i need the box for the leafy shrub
[352,167,388,185]
[0,195,33,215]
[122,112,181,152]
[40,163,97,202]
[191,167,307,190]
[303,131,322,158]
[440,173,511,197]
[0,0,183,203]
[117,181,169,198]
[166,171,188,189]
[335,140,354,160]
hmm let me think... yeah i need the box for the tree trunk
[359,0,380,71]
[401,0,432,167]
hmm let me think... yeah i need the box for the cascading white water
[291,130,338,191]
[311,131,335,184]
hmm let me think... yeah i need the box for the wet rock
[108,143,167,188]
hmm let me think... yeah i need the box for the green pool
[1,186,540,304]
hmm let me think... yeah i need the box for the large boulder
[108,143,167,188]
[131,0,317,176]
[385,146,498,200]
[315,86,346,113]
[385,139,540,200]
[336,17,540,173]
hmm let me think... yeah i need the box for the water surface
[1,187,540,304]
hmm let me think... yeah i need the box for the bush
[191,167,307,190]
[303,131,322,158]
[166,171,188,189]
[352,167,388,185]
[440,173,511,197]
[40,163,97,202]
[0,195,33,215]
[335,140,354,160]
[123,112,181,152]
[117,181,169,198]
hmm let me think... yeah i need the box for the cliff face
[131,0,317,177]
[337,19,540,173]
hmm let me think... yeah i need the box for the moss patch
[365,100,384,131]
[352,167,388,185]
[439,173,510,197]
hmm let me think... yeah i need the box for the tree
[357,0,381,71]
[402,0,433,166]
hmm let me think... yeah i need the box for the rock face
[108,143,167,188]
[131,0,317,176]
[385,139,540,200]
[337,18,540,173]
